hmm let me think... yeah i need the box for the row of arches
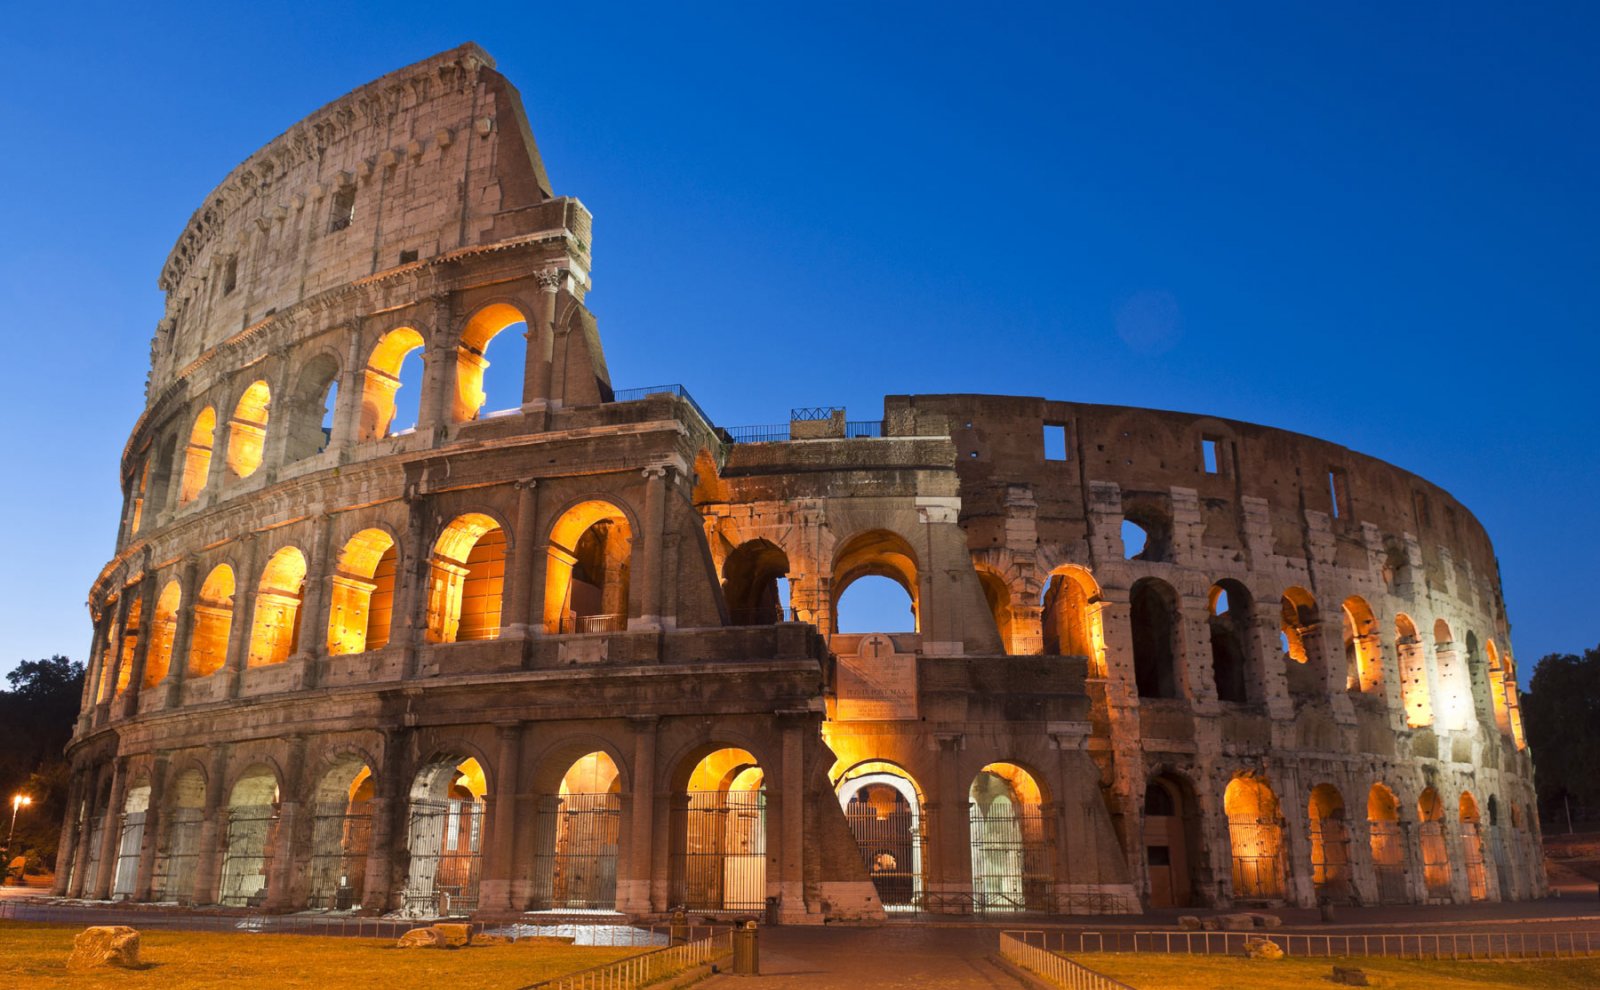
[126,303,535,538]
[1142,771,1534,908]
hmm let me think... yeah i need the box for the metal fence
[530,793,621,912]
[1014,927,1600,960]
[721,424,791,444]
[672,790,767,912]
[999,931,1136,990]
[609,385,716,432]
[520,926,732,990]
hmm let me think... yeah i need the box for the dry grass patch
[1070,951,1600,990]
[0,921,639,989]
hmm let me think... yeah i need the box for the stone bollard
[68,926,141,970]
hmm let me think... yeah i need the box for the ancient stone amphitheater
[58,44,1543,921]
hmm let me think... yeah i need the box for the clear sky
[2,2,1596,688]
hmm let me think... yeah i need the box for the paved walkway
[699,926,1027,989]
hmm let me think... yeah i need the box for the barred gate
[305,804,372,909]
[111,812,146,899]
[672,790,766,912]
[969,803,1052,913]
[218,804,277,907]
[1489,826,1513,899]
[531,792,621,911]
[78,815,106,896]
[1309,817,1351,901]
[403,798,484,917]
[1227,819,1284,900]
[1462,824,1488,901]
[1419,821,1453,899]
[844,794,921,908]
[1369,820,1409,904]
[154,809,202,902]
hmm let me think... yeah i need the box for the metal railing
[790,406,842,420]
[999,931,1137,990]
[554,614,627,634]
[721,424,791,444]
[609,384,716,432]
[521,926,732,990]
[844,420,883,438]
[1018,927,1600,960]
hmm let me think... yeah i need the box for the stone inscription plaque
[837,633,918,721]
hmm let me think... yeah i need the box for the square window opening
[1043,423,1068,461]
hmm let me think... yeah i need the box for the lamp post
[4,794,32,883]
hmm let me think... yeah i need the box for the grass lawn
[1070,951,1600,989]
[0,921,640,989]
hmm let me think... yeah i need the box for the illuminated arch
[246,547,307,667]
[218,765,281,906]
[1224,774,1285,900]
[836,761,926,910]
[143,580,182,688]
[722,538,791,625]
[531,751,623,911]
[1041,565,1104,674]
[401,754,488,917]
[1280,587,1325,699]
[1341,596,1383,695]
[188,564,235,677]
[225,380,272,478]
[969,762,1051,913]
[305,756,375,909]
[672,747,767,912]
[154,768,206,902]
[327,528,398,655]
[285,354,341,461]
[1417,786,1452,898]
[1395,613,1432,726]
[1433,619,1471,731]
[426,514,506,643]
[178,406,217,503]
[1367,782,1407,903]
[831,530,920,634]
[114,594,144,697]
[1486,640,1513,737]
[544,500,633,634]
[1459,791,1488,900]
[1308,783,1351,901]
[454,302,529,421]
[360,327,425,440]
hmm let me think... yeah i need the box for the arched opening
[178,406,216,504]
[1224,774,1285,900]
[327,529,398,655]
[426,514,505,643]
[153,769,205,903]
[128,458,150,537]
[672,747,766,912]
[1417,787,1453,899]
[1486,794,1513,900]
[1208,581,1252,703]
[402,756,487,917]
[1142,773,1199,908]
[831,530,920,635]
[306,758,374,910]
[360,327,425,440]
[225,380,272,479]
[285,355,341,461]
[1308,783,1351,902]
[545,501,633,634]
[1130,578,1181,699]
[1121,495,1172,561]
[1342,596,1383,695]
[114,595,144,697]
[837,762,925,911]
[188,565,235,678]
[722,539,791,626]
[1434,620,1471,731]
[75,777,112,895]
[454,303,529,421]
[1041,566,1102,672]
[531,751,622,911]
[1367,783,1407,904]
[1487,641,1513,737]
[111,779,152,899]
[1459,792,1488,901]
[1395,614,1432,726]
[975,567,1017,653]
[246,547,307,667]
[143,581,181,688]
[969,763,1051,913]
[218,766,280,907]
[1280,587,1324,701]
[150,433,179,518]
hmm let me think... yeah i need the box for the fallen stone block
[474,934,512,945]
[1177,915,1202,930]
[68,926,141,970]
[1244,937,1284,960]
[397,926,450,949]
[1331,965,1369,986]
[1200,917,1221,931]
[1250,913,1282,929]
[1220,912,1257,930]
[434,923,472,947]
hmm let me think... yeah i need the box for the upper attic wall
[145,43,564,401]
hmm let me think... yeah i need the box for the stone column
[333,326,367,458]
[51,773,85,896]
[165,557,202,707]
[619,716,657,914]
[134,755,170,901]
[122,570,160,714]
[526,268,562,408]
[90,757,130,899]
[394,493,429,678]
[1273,767,1316,908]
[264,736,307,910]
[291,514,336,688]
[629,465,669,631]
[928,732,968,913]
[80,615,109,732]
[66,764,101,898]
[362,729,410,913]
[225,536,260,699]
[419,294,454,439]
[479,722,523,911]
[191,747,231,905]
[776,714,808,921]
[501,482,539,638]
[1252,601,1293,720]
[100,592,134,725]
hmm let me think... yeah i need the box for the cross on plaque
[861,633,893,659]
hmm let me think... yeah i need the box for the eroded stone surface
[68,926,140,970]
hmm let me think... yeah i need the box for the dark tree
[1523,645,1600,829]
[0,656,84,870]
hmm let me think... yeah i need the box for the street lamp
[4,795,32,883]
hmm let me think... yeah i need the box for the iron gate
[111,811,146,899]
[531,792,621,911]
[1227,818,1284,900]
[403,798,484,916]
[78,815,106,896]
[1419,820,1453,899]
[1462,824,1488,901]
[844,793,921,908]
[154,809,202,902]
[305,803,372,909]
[217,804,277,907]
[672,790,766,912]
[969,803,1053,913]
[1368,820,1408,903]
[1309,817,1352,901]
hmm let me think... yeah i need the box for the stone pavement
[699,926,1028,989]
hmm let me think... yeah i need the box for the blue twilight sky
[1,2,1596,687]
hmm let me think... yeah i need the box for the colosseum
[58,44,1544,922]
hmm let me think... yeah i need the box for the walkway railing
[1016,927,1600,960]
[521,926,732,989]
[999,931,1136,990]
[609,384,716,433]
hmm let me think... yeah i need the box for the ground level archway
[401,756,487,917]
[531,751,622,912]
[969,763,1051,913]
[837,762,924,911]
[671,747,766,913]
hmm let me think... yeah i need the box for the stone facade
[59,44,1543,922]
